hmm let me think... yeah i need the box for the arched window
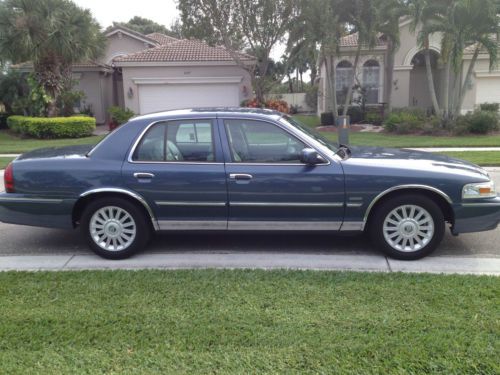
[363,60,380,104]
[336,60,353,104]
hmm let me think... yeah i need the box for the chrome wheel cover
[89,206,137,252]
[382,204,434,252]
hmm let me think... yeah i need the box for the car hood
[17,144,94,161]
[343,146,489,178]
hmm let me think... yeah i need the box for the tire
[368,194,445,260]
[80,197,151,259]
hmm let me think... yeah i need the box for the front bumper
[452,196,500,234]
[0,193,76,229]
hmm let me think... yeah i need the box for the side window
[133,120,215,162]
[225,119,306,163]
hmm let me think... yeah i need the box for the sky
[72,0,286,61]
[72,0,180,30]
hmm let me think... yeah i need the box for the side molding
[362,184,453,229]
[79,188,160,231]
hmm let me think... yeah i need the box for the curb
[0,253,499,275]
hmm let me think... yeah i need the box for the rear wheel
[369,194,445,260]
[81,197,150,259]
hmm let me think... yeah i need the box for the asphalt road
[0,171,499,258]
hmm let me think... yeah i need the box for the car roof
[132,107,284,122]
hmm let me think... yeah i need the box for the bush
[0,113,8,129]
[7,116,96,139]
[320,112,334,126]
[456,110,499,134]
[365,112,383,125]
[383,112,424,134]
[108,106,135,125]
[305,85,319,110]
[338,106,363,123]
[242,98,290,114]
[479,103,499,113]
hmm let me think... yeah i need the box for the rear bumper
[0,193,75,229]
[452,197,500,234]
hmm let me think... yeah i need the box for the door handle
[229,173,253,181]
[134,172,155,179]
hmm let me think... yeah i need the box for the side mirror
[300,148,325,165]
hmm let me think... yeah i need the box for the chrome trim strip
[346,203,363,208]
[228,221,342,230]
[229,202,344,208]
[0,197,63,203]
[79,188,160,231]
[362,184,454,229]
[340,222,364,231]
[155,201,227,207]
[460,202,500,207]
[158,220,227,230]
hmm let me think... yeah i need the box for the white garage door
[476,76,500,105]
[138,84,240,114]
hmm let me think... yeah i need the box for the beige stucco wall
[119,64,253,114]
[74,70,111,124]
[102,33,155,65]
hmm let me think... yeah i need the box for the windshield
[280,115,339,152]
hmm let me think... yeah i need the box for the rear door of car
[122,117,228,230]
[218,116,345,230]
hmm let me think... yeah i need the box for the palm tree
[0,0,106,116]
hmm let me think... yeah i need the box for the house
[15,26,255,124]
[317,18,500,116]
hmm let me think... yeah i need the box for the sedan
[1,108,499,260]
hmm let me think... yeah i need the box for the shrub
[7,116,96,139]
[391,107,427,120]
[305,85,318,110]
[108,106,135,125]
[383,112,424,134]
[456,110,499,134]
[0,113,8,130]
[479,103,499,113]
[242,98,289,113]
[338,106,363,123]
[320,112,334,126]
[365,112,383,125]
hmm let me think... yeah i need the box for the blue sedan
[1,108,499,260]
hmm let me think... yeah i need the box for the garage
[475,72,500,105]
[138,82,240,114]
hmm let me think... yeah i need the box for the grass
[0,130,105,154]
[0,270,498,374]
[0,157,13,169]
[291,115,500,147]
[438,151,500,166]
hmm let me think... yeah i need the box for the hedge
[7,116,96,139]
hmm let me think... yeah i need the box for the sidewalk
[0,253,499,275]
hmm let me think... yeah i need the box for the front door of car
[220,118,345,230]
[122,118,228,230]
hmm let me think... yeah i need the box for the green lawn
[0,270,498,373]
[438,151,500,166]
[0,157,13,169]
[0,130,105,154]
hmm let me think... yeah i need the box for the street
[1,169,499,259]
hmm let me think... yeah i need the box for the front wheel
[80,197,150,259]
[369,194,445,260]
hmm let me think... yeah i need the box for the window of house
[133,120,215,162]
[224,119,306,163]
[363,60,380,104]
[336,60,354,104]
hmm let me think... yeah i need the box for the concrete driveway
[1,169,499,274]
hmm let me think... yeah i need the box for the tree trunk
[287,73,294,93]
[443,56,452,120]
[424,44,441,116]
[454,45,480,118]
[343,42,362,116]
[324,55,338,118]
[385,38,396,116]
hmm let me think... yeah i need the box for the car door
[122,118,228,230]
[220,117,345,230]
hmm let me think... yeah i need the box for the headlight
[462,181,497,199]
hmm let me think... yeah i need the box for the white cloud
[72,0,180,29]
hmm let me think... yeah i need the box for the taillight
[4,162,14,193]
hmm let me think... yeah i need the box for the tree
[178,0,297,102]
[0,0,106,116]
[109,16,182,38]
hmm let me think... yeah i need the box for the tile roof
[464,35,498,54]
[339,32,387,48]
[114,39,255,63]
[146,33,179,45]
[12,61,112,70]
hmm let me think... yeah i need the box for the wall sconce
[127,87,134,99]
